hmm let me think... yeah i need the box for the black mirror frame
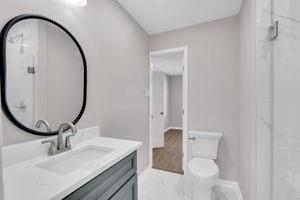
[0,14,87,136]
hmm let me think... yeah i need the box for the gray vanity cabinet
[109,175,137,200]
[63,151,138,200]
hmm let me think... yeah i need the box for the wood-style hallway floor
[152,129,183,174]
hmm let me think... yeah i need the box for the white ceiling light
[66,0,87,7]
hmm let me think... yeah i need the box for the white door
[151,71,165,148]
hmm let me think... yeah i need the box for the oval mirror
[0,15,87,136]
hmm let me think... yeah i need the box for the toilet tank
[189,131,222,159]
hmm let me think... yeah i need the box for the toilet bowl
[188,131,222,200]
[188,158,219,200]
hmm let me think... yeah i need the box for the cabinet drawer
[63,151,137,200]
[108,175,137,200]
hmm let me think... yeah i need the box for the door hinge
[182,109,184,115]
[268,21,279,41]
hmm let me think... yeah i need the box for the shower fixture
[8,33,29,53]
[8,33,24,44]
[268,21,279,41]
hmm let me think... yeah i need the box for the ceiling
[151,52,183,76]
[117,0,242,35]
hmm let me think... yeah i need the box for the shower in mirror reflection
[6,19,38,128]
[3,16,86,134]
[7,33,29,53]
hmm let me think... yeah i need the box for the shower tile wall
[257,0,300,199]
[256,0,272,199]
[273,0,300,199]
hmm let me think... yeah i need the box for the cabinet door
[108,175,137,200]
[64,152,137,200]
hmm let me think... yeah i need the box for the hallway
[152,129,183,174]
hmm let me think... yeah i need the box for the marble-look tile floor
[138,168,192,200]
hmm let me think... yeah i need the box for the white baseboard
[164,127,183,133]
[214,179,243,200]
[138,166,151,184]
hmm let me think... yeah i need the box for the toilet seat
[188,158,219,180]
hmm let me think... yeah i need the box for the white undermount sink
[36,145,114,175]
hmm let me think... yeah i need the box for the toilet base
[191,178,217,200]
[192,186,213,200]
[188,158,220,200]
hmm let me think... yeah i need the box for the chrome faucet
[42,122,77,156]
[35,120,51,132]
[57,122,77,150]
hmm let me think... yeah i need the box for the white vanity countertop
[3,127,142,200]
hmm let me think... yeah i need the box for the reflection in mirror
[5,18,85,134]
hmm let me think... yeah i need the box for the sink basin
[36,145,114,175]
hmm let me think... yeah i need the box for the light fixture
[65,0,87,7]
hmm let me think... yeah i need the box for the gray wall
[0,108,3,200]
[0,0,149,174]
[46,23,84,130]
[168,75,183,128]
[238,0,257,199]
[150,16,240,181]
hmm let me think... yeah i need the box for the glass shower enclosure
[257,0,300,199]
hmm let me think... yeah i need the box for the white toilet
[188,131,223,200]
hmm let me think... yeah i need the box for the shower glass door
[6,19,38,128]
[257,0,300,199]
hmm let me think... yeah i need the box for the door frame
[149,46,188,173]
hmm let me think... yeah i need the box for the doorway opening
[149,47,188,174]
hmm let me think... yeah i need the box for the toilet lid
[188,158,219,180]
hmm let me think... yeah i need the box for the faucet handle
[42,140,56,156]
[65,133,76,149]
